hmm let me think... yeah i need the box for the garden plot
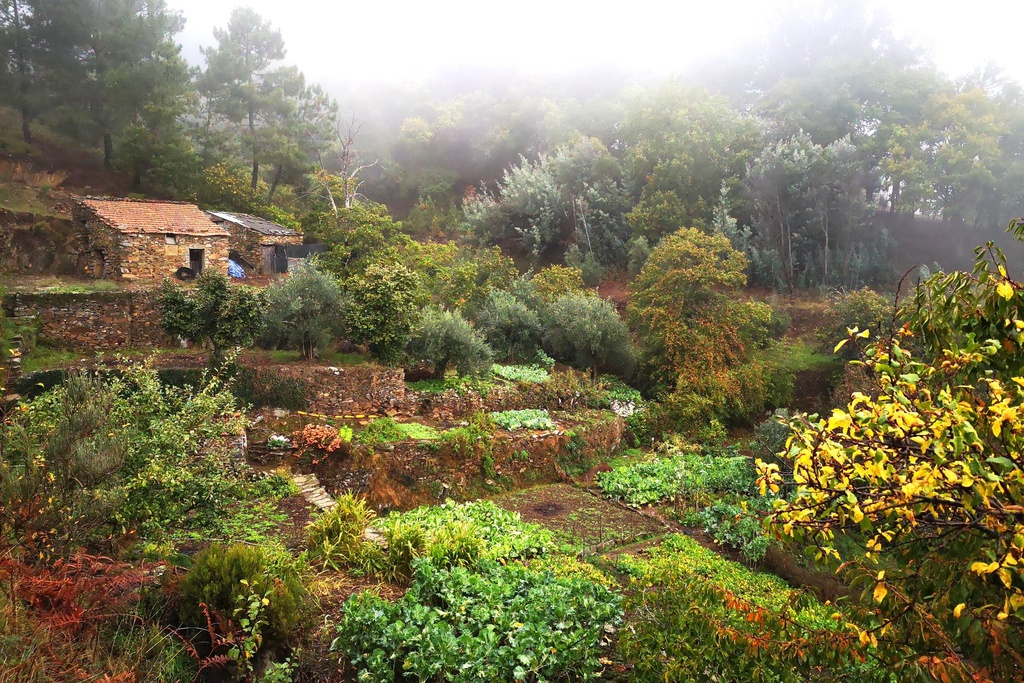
[491,483,663,553]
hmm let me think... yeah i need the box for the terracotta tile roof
[77,197,229,237]
[207,211,300,237]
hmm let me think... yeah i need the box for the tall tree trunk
[775,198,794,294]
[11,0,31,142]
[249,109,259,190]
[103,131,113,170]
[890,180,900,214]
[268,164,283,201]
[823,217,830,286]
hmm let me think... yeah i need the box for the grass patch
[604,447,648,470]
[0,106,98,162]
[767,339,841,374]
[492,483,664,554]
[613,533,835,624]
[0,180,59,215]
[262,348,369,365]
[3,277,121,293]
[164,475,297,547]
[20,347,83,373]
[613,534,888,682]
[398,422,441,440]
[406,373,493,394]
[355,417,443,443]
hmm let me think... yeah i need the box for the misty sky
[165,0,1024,87]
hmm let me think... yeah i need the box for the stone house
[207,211,303,274]
[74,196,230,281]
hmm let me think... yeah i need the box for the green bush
[600,376,643,407]
[741,300,789,349]
[159,271,267,366]
[532,368,606,412]
[375,500,552,563]
[332,560,622,683]
[424,520,485,569]
[176,544,305,646]
[346,261,423,364]
[683,498,772,562]
[753,408,794,470]
[380,519,427,581]
[648,351,795,437]
[306,494,377,571]
[475,290,543,362]
[566,245,606,287]
[406,305,493,378]
[617,534,885,682]
[0,365,251,553]
[354,417,405,445]
[489,408,555,431]
[542,292,635,378]
[434,412,495,459]
[313,499,552,582]
[260,260,347,360]
[817,287,893,358]
[626,235,651,278]
[531,265,585,302]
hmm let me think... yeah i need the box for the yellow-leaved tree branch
[759,218,1024,683]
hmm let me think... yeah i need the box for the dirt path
[491,483,664,553]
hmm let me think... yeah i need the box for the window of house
[165,233,177,244]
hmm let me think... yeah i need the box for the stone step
[292,472,336,511]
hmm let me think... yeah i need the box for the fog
[166,0,1024,87]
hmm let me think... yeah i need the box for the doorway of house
[189,248,204,274]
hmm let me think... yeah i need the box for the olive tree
[474,290,543,362]
[542,293,634,378]
[406,306,492,378]
[261,261,347,360]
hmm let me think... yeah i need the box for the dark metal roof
[207,211,300,237]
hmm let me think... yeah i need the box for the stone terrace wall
[2,290,171,351]
[314,412,625,511]
[273,364,407,415]
[409,383,594,422]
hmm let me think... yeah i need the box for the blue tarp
[228,259,246,278]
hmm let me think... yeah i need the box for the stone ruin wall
[2,290,171,351]
[272,364,407,415]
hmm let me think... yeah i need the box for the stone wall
[408,383,594,422]
[2,290,171,351]
[272,364,407,415]
[115,232,231,281]
[313,412,625,511]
